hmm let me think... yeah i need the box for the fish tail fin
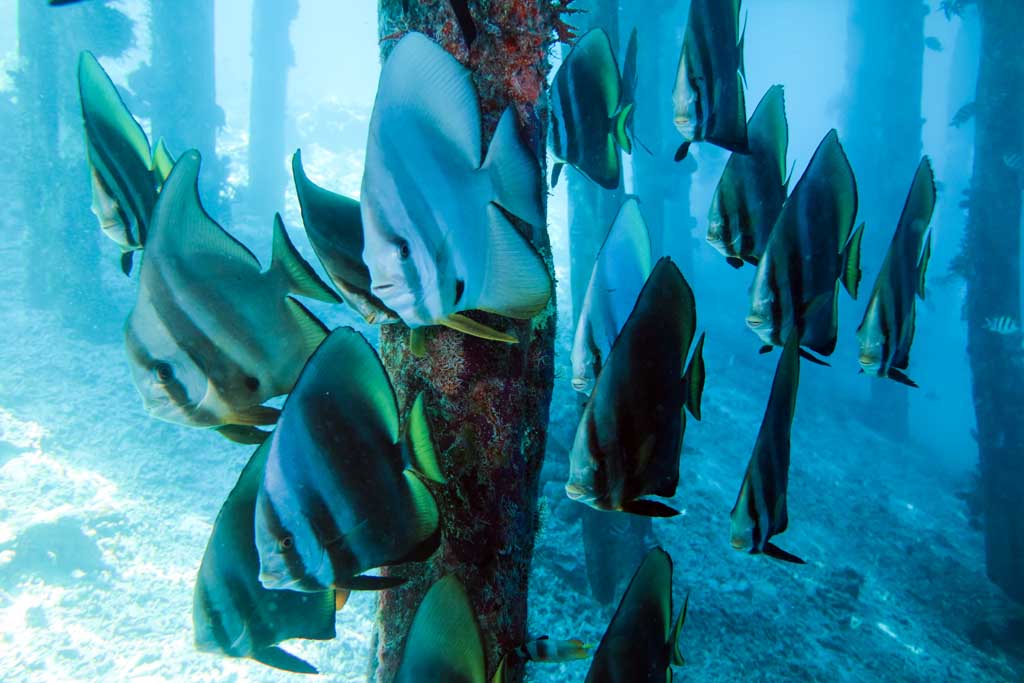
[270,214,340,303]
[252,646,318,674]
[482,108,544,227]
[682,332,706,420]
[120,251,134,275]
[669,591,689,666]
[405,393,445,484]
[612,102,634,154]
[840,222,865,299]
[763,542,806,564]
[916,232,932,301]
[473,203,552,320]
[402,469,441,560]
[284,296,330,360]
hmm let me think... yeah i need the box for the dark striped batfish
[729,332,805,564]
[707,85,789,268]
[361,32,550,346]
[550,28,634,190]
[193,439,341,674]
[856,157,935,387]
[672,0,748,161]
[255,327,445,592]
[515,636,593,663]
[124,150,339,444]
[566,258,706,517]
[292,150,396,325]
[571,198,653,395]
[585,547,687,683]
[78,51,158,275]
[746,129,863,362]
[395,575,506,683]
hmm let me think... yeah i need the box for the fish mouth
[730,537,748,550]
[258,569,294,590]
[858,355,880,370]
[565,483,587,501]
[570,377,590,393]
[745,315,766,330]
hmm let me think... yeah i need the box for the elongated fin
[270,214,340,303]
[620,499,681,517]
[410,327,427,357]
[214,424,271,444]
[226,404,281,427]
[252,646,318,674]
[763,542,805,565]
[887,368,919,388]
[916,232,932,301]
[683,332,706,420]
[482,108,543,227]
[442,313,517,343]
[474,204,552,320]
[798,348,830,367]
[396,576,487,683]
[338,574,407,591]
[841,222,864,299]
[670,592,689,666]
[613,103,634,154]
[406,393,445,484]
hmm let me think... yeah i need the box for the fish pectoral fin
[840,222,865,299]
[726,256,744,269]
[405,393,446,483]
[669,592,689,667]
[441,313,517,344]
[251,646,318,674]
[228,404,281,426]
[335,589,351,611]
[797,348,830,367]
[474,203,552,319]
[683,332,706,421]
[886,368,919,388]
[337,573,408,591]
[674,142,691,162]
[763,542,806,565]
[213,424,271,444]
[270,214,340,303]
[620,499,681,517]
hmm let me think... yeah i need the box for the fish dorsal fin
[474,204,552,320]
[683,332,706,421]
[572,29,622,119]
[748,85,788,181]
[78,51,153,172]
[152,137,175,185]
[396,576,487,683]
[841,222,865,300]
[300,327,400,446]
[150,150,261,268]
[270,213,340,303]
[620,28,639,111]
[405,393,445,484]
[481,108,544,228]
[375,32,481,169]
[588,547,673,681]
[917,232,932,301]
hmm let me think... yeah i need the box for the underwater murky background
[1,1,1021,681]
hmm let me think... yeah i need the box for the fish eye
[244,376,260,392]
[152,361,174,383]
[279,536,294,550]
[396,239,411,261]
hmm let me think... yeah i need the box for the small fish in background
[78,51,158,275]
[361,32,551,345]
[747,129,862,363]
[984,316,1021,336]
[730,333,806,564]
[708,84,789,268]
[567,257,706,517]
[672,0,748,161]
[395,575,506,683]
[924,36,944,52]
[950,101,975,128]
[193,439,339,675]
[255,327,445,592]
[857,156,936,387]
[125,150,339,443]
[292,150,397,325]
[515,636,593,663]
[550,28,635,189]
[571,198,653,395]
[585,547,687,682]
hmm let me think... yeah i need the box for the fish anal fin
[620,499,680,517]
[763,542,805,565]
[251,646,318,674]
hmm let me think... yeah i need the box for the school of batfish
[67,0,939,679]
